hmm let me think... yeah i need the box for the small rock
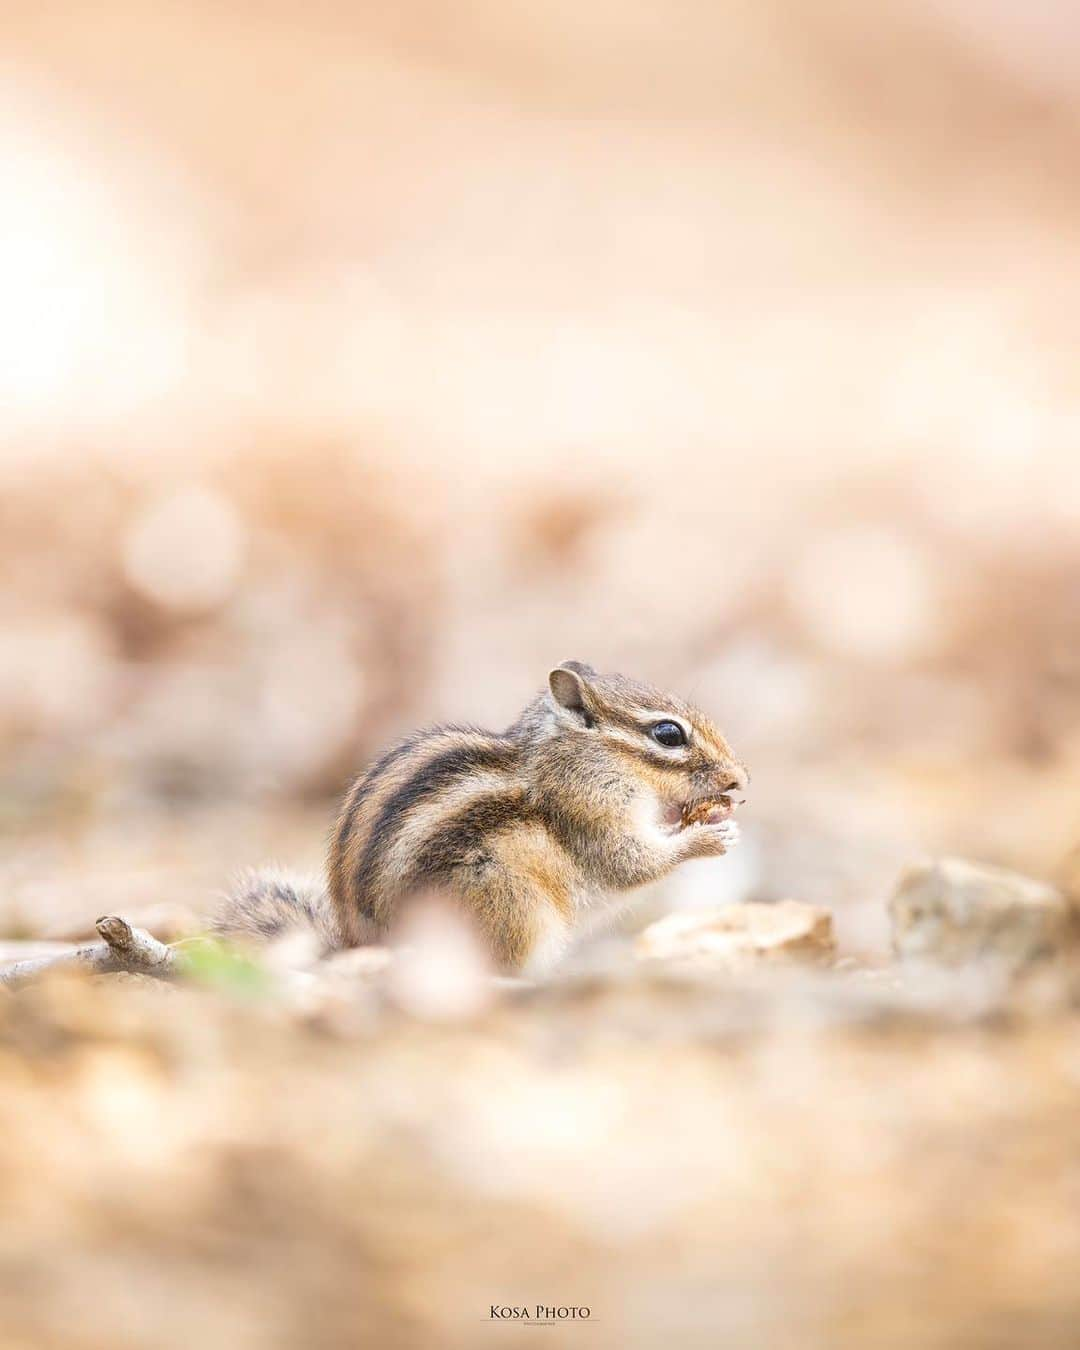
[889,857,1067,969]
[636,901,836,968]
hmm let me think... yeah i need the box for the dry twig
[0,916,178,990]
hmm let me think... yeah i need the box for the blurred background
[4,0,1080,952]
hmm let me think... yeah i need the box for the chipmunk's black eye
[651,720,687,748]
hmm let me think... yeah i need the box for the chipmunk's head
[544,660,748,845]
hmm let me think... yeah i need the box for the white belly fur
[521,903,573,977]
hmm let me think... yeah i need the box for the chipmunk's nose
[722,765,749,799]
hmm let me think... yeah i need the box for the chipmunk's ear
[548,661,598,726]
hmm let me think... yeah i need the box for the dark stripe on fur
[603,706,649,735]
[350,737,519,913]
[611,741,684,770]
[333,731,426,860]
[406,788,532,886]
[535,799,593,867]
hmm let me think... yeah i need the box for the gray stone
[890,857,1067,968]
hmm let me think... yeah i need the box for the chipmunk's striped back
[328,724,535,950]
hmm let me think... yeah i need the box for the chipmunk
[216,662,748,974]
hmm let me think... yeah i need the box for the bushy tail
[212,867,343,954]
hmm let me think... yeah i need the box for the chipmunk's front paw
[709,819,740,853]
[661,795,743,856]
[683,818,740,858]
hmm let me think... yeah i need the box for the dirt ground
[3,946,1080,1350]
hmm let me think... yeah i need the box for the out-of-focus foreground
[3,0,1080,1344]
[5,916,1080,1350]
